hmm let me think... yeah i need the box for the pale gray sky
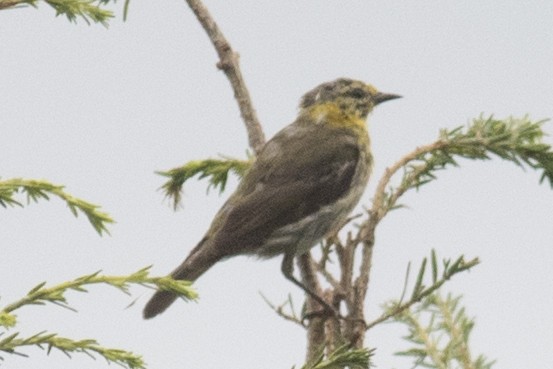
[1,1,552,368]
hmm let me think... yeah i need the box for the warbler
[143,78,400,319]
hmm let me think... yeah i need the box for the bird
[143,78,400,319]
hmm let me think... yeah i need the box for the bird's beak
[374,92,402,105]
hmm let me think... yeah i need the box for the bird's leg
[281,253,339,319]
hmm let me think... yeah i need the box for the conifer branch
[0,266,197,321]
[0,0,116,25]
[366,250,479,330]
[0,178,114,235]
[300,344,374,369]
[0,267,197,367]
[157,157,252,209]
[393,292,495,369]
[0,331,145,369]
[374,116,553,221]
[352,116,552,345]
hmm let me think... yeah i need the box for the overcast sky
[1,1,552,368]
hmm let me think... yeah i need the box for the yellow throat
[305,102,367,131]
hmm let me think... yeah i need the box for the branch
[0,266,198,319]
[0,331,145,369]
[157,157,252,209]
[0,267,197,367]
[259,293,305,328]
[394,292,496,369]
[184,0,266,153]
[366,250,479,330]
[351,116,552,335]
[371,116,553,228]
[0,178,114,235]
[298,253,327,363]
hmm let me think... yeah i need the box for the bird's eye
[348,88,366,99]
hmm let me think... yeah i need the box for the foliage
[0,267,198,367]
[158,157,253,209]
[0,178,114,235]
[300,345,374,369]
[381,116,553,214]
[367,250,479,330]
[0,0,131,25]
[0,331,145,369]
[157,116,553,221]
[393,292,495,369]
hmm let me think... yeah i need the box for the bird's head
[299,78,401,128]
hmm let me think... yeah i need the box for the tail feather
[143,238,220,319]
[143,290,179,319]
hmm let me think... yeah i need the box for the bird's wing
[209,125,361,255]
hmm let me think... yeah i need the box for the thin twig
[313,261,342,292]
[184,0,266,153]
[258,292,305,328]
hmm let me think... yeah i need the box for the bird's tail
[143,237,220,319]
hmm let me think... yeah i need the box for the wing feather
[209,124,361,255]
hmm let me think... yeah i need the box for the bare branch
[298,254,327,363]
[313,260,342,292]
[258,292,306,328]
[184,0,266,153]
